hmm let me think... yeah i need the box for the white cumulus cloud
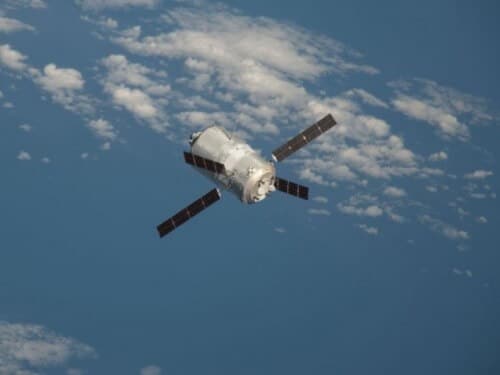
[338,203,383,217]
[0,321,96,375]
[0,44,28,71]
[464,170,493,180]
[428,151,448,162]
[358,224,379,235]
[4,0,47,8]
[383,186,406,198]
[35,63,84,92]
[77,0,159,11]
[17,150,31,160]
[32,63,93,114]
[308,208,331,216]
[418,215,469,241]
[392,94,469,140]
[19,123,32,132]
[140,365,162,375]
[312,196,328,204]
[100,54,169,131]
[87,118,117,140]
[0,16,35,33]
[390,79,495,141]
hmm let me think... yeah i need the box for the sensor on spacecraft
[156,114,337,237]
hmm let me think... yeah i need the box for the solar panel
[274,177,309,200]
[156,188,221,238]
[272,114,337,162]
[184,152,225,174]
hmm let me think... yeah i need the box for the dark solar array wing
[184,152,225,174]
[274,177,309,200]
[272,114,337,162]
[156,188,221,238]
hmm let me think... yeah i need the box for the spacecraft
[156,114,337,237]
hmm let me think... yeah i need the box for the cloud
[418,215,469,241]
[464,170,493,180]
[104,4,442,191]
[76,0,159,11]
[109,4,377,140]
[114,6,377,82]
[0,321,96,375]
[392,94,469,140]
[87,118,118,140]
[383,186,406,198]
[0,46,95,114]
[274,227,286,234]
[110,86,158,118]
[80,15,120,31]
[452,268,463,276]
[345,88,388,108]
[32,63,94,114]
[0,16,35,33]
[337,193,406,223]
[456,207,469,217]
[101,54,170,96]
[358,224,378,235]
[470,193,487,199]
[0,44,28,71]
[2,0,47,9]
[100,54,169,132]
[140,365,162,375]
[41,156,51,163]
[338,203,383,217]
[17,150,31,160]
[19,123,32,132]
[385,207,405,223]
[426,186,438,193]
[308,208,331,216]
[428,151,448,162]
[476,216,487,224]
[312,196,328,204]
[33,64,84,93]
[390,79,495,141]
[452,268,472,278]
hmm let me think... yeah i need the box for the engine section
[190,126,276,203]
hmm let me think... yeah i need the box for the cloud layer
[0,321,96,375]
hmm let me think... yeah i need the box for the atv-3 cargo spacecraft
[156,114,337,237]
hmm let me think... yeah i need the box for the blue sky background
[1,1,499,374]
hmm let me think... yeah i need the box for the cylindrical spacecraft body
[190,126,276,204]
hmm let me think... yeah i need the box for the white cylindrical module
[190,126,276,204]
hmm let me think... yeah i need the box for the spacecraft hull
[190,126,276,203]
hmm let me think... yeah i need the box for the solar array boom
[156,188,221,238]
[274,177,309,200]
[184,152,226,174]
[271,114,337,162]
